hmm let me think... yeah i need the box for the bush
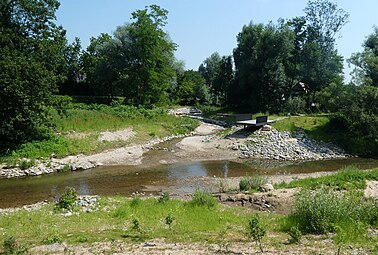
[331,86,377,155]
[43,234,62,244]
[189,189,217,208]
[56,187,78,211]
[19,159,35,170]
[158,192,170,204]
[165,212,175,230]
[239,175,267,192]
[2,236,27,255]
[246,215,266,252]
[290,188,378,234]
[130,195,141,207]
[288,226,302,244]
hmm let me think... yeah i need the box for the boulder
[261,125,272,131]
[259,183,274,192]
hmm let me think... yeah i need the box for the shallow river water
[0,157,378,208]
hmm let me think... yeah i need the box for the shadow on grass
[121,233,149,242]
[306,119,377,157]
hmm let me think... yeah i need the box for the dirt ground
[30,236,370,255]
[56,123,237,168]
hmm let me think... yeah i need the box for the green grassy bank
[0,103,199,164]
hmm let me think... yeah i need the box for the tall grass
[239,175,268,192]
[189,189,218,208]
[287,188,378,235]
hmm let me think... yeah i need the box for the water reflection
[78,179,91,195]
[0,157,378,208]
[167,162,208,178]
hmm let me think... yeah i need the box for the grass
[276,166,378,191]
[272,115,377,155]
[277,166,378,249]
[239,175,268,192]
[272,115,330,140]
[0,195,282,248]
[0,104,199,163]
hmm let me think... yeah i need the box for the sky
[56,0,378,81]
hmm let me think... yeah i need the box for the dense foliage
[349,27,378,87]
[80,5,177,106]
[197,0,348,113]
[0,0,66,151]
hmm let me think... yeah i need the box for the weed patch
[189,189,218,208]
[239,175,267,192]
[55,187,78,211]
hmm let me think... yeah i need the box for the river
[0,157,377,208]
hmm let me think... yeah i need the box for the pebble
[237,129,349,160]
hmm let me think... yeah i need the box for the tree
[0,0,66,151]
[173,70,209,105]
[58,37,86,95]
[232,22,294,112]
[125,5,177,106]
[348,27,378,87]
[295,0,349,101]
[199,52,221,98]
[199,53,234,106]
[80,5,177,106]
[213,56,234,106]
[81,33,117,97]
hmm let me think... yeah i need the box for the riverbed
[0,157,377,208]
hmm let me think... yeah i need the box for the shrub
[44,234,62,244]
[19,159,35,170]
[284,96,306,115]
[189,189,217,208]
[2,236,27,255]
[165,212,175,230]
[239,175,267,192]
[158,192,170,204]
[246,215,266,252]
[288,226,302,244]
[131,216,143,233]
[56,187,78,211]
[130,195,141,207]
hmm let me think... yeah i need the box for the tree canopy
[349,27,378,87]
[80,5,177,106]
[0,0,66,150]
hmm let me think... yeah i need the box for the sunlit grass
[0,196,281,247]
[276,166,378,191]
[1,105,199,163]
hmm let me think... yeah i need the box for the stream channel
[1,138,378,208]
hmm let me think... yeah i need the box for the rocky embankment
[234,127,348,160]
